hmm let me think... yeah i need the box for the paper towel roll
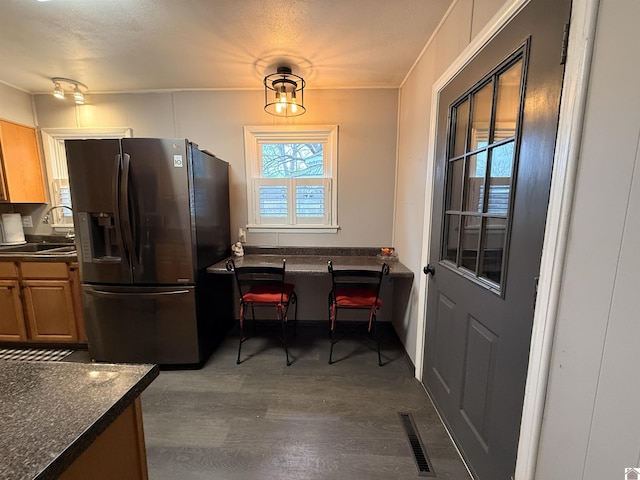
[0,213,26,245]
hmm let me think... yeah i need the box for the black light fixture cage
[264,66,306,117]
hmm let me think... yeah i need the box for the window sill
[246,224,339,234]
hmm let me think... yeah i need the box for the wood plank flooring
[140,324,471,480]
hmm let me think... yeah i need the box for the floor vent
[399,412,436,477]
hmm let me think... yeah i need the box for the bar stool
[327,260,389,366]
[226,258,297,366]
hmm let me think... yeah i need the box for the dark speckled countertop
[0,236,77,263]
[0,361,158,480]
[206,247,414,277]
[0,251,78,262]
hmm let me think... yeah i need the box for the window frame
[40,127,133,230]
[243,125,339,233]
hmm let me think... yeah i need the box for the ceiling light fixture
[51,77,88,105]
[53,82,64,99]
[264,66,306,117]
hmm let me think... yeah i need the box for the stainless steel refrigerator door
[66,139,133,284]
[122,138,196,285]
[82,285,201,364]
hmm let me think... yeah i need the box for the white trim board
[414,0,600,479]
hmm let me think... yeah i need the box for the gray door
[422,0,571,478]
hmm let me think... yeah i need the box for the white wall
[0,82,35,126]
[394,0,507,363]
[536,1,640,478]
[33,88,398,248]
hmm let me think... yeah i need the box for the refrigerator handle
[112,154,124,257]
[119,152,139,267]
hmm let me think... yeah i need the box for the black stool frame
[327,260,389,366]
[226,258,297,366]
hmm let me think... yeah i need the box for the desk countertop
[207,250,414,278]
[0,361,158,480]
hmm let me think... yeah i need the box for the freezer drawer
[82,284,201,364]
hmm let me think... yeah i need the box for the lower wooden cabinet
[0,262,26,341]
[59,397,149,480]
[0,261,85,343]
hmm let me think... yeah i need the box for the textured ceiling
[0,0,453,94]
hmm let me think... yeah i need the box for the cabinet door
[0,120,46,203]
[22,279,78,341]
[0,279,27,341]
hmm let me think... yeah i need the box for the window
[441,54,525,291]
[244,125,338,232]
[40,128,132,228]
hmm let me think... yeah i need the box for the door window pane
[461,215,480,272]
[480,217,507,284]
[464,154,485,213]
[443,214,460,263]
[470,81,494,152]
[446,159,464,211]
[453,99,470,158]
[495,59,523,128]
[486,142,514,215]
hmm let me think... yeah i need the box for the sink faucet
[42,205,73,225]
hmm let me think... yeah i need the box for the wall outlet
[21,216,33,228]
[238,227,246,243]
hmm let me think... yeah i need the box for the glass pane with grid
[441,56,524,289]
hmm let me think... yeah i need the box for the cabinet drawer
[20,262,68,279]
[0,262,19,278]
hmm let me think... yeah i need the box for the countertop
[0,251,78,262]
[0,361,158,480]
[207,247,414,278]
[0,237,77,263]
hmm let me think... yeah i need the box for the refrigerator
[65,138,232,366]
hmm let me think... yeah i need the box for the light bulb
[275,102,283,113]
[73,86,84,105]
[290,90,297,113]
[53,83,64,99]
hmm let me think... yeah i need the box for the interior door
[421,0,571,478]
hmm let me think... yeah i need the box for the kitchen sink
[0,243,76,255]
[36,245,77,255]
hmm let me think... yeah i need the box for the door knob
[423,264,435,276]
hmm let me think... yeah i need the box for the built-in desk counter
[207,248,414,324]
[206,247,414,278]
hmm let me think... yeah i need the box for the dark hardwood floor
[140,324,471,480]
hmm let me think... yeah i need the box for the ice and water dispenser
[77,212,122,263]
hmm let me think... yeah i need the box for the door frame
[414,0,600,478]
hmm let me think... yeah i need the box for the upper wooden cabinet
[0,120,47,203]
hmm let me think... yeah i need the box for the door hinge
[560,22,570,64]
